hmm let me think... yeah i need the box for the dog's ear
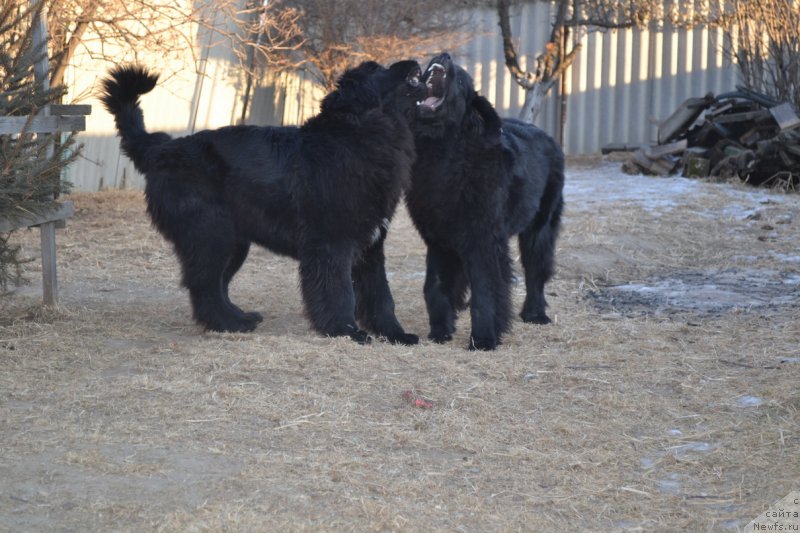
[356,61,383,74]
[468,94,503,145]
[320,91,345,114]
[321,69,380,114]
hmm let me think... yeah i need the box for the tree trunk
[49,3,99,88]
[520,80,555,123]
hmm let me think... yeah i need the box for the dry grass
[1,164,799,531]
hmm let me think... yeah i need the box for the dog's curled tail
[99,65,167,174]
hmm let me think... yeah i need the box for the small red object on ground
[401,390,433,409]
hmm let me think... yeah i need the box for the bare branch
[50,6,96,87]
[497,0,531,88]
[288,0,470,90]
[497,0,675,123]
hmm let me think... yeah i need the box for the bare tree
[284,0,469,90]
[30,0,303,88]
[706,0,800,111]
[496,0,665,123]
[30,0,470,98]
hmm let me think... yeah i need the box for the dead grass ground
[1,160,799,531]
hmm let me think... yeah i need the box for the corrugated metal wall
[457,3,739,155]
[66,1,741,191]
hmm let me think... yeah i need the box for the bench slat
[0,200,74,232]
[0,116,86,134]
[47,104,92,116]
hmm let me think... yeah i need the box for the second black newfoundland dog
[407,53,565,350]
[101,60,425,344]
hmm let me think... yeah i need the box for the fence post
[32,1,60,305]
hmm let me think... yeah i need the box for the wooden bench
[0,103,90,305]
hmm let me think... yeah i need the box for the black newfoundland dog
[101,60,425,344]
[406,53,565,350]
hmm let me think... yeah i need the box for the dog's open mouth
[417,62,448,111]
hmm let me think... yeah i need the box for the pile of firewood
[609,87,800,189]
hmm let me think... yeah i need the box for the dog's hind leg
[424,246,465,343]
[175,217,260,333]
[518,193,563,325]
[353,237,418,345]
[299,243,370,344]
[221,240,263,324]
[184,265,259,333]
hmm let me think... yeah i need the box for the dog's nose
[440,53,451,61]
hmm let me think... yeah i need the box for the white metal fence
[458,4,739,154]
[65,3,741,191]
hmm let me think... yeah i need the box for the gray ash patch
[586,268,800,317]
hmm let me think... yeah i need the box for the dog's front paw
[349,328,372,345]
[206,316,259,333]
[469,335,498,351]
[428,326,455,344]
[243,311,264,323]
[386,332,419,345]
[428,330,453,344]
[520,311,551,325]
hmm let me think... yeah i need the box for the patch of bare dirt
[1,163,798,531]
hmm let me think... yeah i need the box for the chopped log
[681,148,711,178]
[688,121,732,147]
[631,149,677,175]
[645,139,687,159]
[778,149,795,167]
[601,142,644,154]
[739,123,777,146]
[706,101,735,117]
[782,140,800,158]
[624,87,799,189]
[657,93,715,144]
[769,102,800,132]
[683,156,710,178]
[712,109,773,124]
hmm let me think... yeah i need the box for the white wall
[64,2,741,191]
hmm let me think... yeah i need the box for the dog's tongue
[422,96,441,107]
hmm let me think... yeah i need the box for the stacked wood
[612,87,800,188]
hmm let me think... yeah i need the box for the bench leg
[40,221,58,305]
